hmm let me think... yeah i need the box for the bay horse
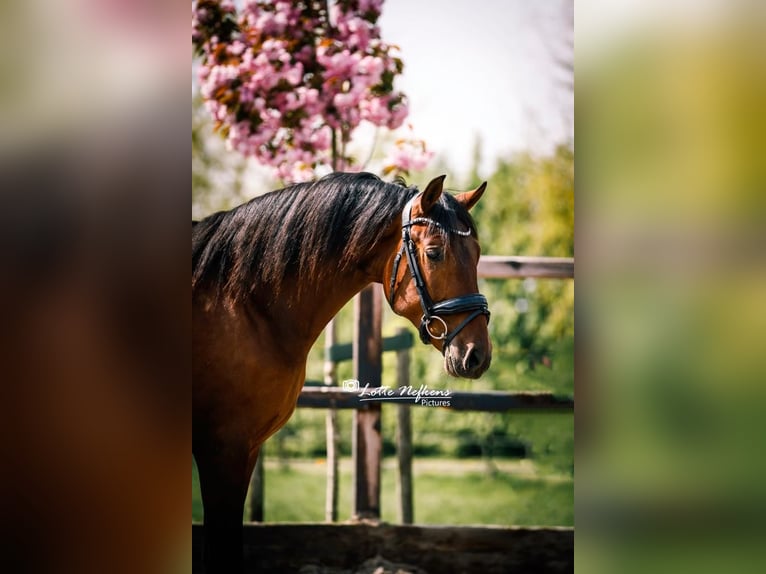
[192,172,491,572]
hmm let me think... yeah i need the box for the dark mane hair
[192,172,476,303]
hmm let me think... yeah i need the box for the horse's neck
[260,231,398,357]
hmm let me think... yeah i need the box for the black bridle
[388,192,490,351]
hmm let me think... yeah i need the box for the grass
[193,457,572,527]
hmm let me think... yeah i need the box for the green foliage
[476,144,574,257]
[476,144,574,380]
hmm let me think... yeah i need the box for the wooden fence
[247,256,573,520]
[191,523,574,574]
[223,256,574,573]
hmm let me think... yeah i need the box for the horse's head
[385,175,492,379]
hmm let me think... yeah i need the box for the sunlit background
[192,0,575,533]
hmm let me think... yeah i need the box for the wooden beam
[438,390,574,412]
[478,255,574,279]
[323,317,339,523]
[247,452,264,522]
[352,285,383,519]
[192,523,574,574]
[327,330,413,363]
[395,328,413,525]
[298,387,574,412]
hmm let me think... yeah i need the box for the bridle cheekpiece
[388,192,490,352]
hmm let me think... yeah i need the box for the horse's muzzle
[444,341,491,379]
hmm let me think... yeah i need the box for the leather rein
[388,193,490,352]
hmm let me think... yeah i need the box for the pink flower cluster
[383,134,434,177]
[193,0,426,182]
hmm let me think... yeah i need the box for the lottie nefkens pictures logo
[342,379,452,407]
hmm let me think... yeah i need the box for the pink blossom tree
[192,0,431,182]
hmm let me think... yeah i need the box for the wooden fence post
[396,327,414,524]
[352,284,382,520]
[324,318,340,523]
[248,451,264,522]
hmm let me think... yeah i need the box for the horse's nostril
[463,345,483,372]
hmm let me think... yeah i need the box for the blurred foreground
[578,1,766,572]
[0,2,188,573]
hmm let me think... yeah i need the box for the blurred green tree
[475,144,574,387]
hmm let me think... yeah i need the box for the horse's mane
[192,171,476,303]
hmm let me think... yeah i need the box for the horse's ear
[455,181,487,211]
[420,175,446,214]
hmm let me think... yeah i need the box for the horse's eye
[425,248,444,262]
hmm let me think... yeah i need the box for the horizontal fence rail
[327,330,413,363]
[298,386,573,412]
[478,255,574,279]
[192,523,574,574]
